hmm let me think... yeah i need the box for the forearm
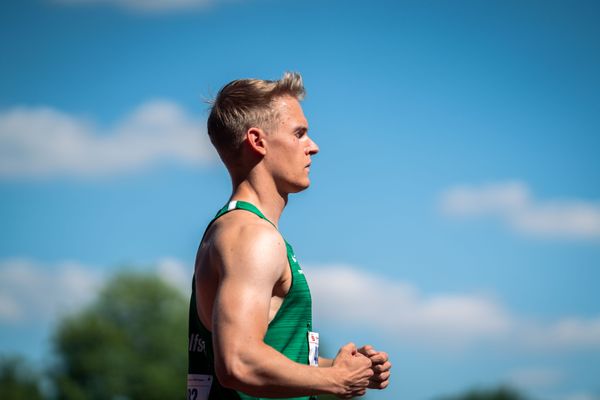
[218,342,342,397]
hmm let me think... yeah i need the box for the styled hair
[207,72,305,162]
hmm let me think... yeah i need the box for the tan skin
[195,95,391,398]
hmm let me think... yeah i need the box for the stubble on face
[266,96,313,193]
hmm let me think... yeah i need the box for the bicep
[211,226,287,370]
[212,267,273,344]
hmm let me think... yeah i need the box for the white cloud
[439,181,600,240]
[506,367,564,389]
[2,258,599,354]
[52,0,235,13]
[440,181,530,216]
[305,264,600,351]
[156,257,192,296]
[0,293,21,321]
[520,317,600,350]
[0,100,216,178]
[0,257,192,326]
[308,264,513,347]
[0,259,103,324]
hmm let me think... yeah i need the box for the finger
[368,351,389,364]
[368,377,390,390]
[373,361,392,373]
[359,364,374,379]
[349,381,370,392]
[377,380,390,390]
[370,370,391,382]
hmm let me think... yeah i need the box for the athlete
[187,72,391,399]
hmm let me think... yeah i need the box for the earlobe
[246,128,267,156]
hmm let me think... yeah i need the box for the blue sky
[1,0,599,399]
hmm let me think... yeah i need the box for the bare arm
[211,222,372,398]
[318,357,334,368]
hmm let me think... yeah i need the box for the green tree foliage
[436,386,528,400]
[51,271,188,400]
[0,355,44,400]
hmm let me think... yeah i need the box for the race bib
[308,331,319,367]
[187,374,212,400]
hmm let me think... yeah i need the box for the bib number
[308,331,319,367]
[187,374,212,400]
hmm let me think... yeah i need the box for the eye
[295,129,307,138]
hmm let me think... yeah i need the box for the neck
[229,169,288,227]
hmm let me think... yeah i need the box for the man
[188,72,391,400]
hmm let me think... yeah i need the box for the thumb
[339,342,357,355]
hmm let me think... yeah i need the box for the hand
[357,345,391,390]
[331,342,374,398]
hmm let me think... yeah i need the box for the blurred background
[1,0,599,399]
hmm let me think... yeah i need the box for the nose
[306,135,319,155]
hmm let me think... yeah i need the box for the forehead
[272,95,308,127]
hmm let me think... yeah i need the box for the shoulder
[211,211,285,251]
[209,211,287,278]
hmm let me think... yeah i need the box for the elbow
[215,357,253,391]
[215,361,239,389]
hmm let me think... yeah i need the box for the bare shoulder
[209,211,287,280]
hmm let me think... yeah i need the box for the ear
[245,127,267,156]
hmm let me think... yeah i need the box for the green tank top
[187,200,315,400]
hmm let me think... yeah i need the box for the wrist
[319,364,346,396]
[318,356,334,368]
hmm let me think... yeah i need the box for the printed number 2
[187,388,198,400]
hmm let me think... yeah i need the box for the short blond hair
[207,72,305,161]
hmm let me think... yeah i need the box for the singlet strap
[215,200,277,229]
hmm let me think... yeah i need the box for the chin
[286,180,311,194]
